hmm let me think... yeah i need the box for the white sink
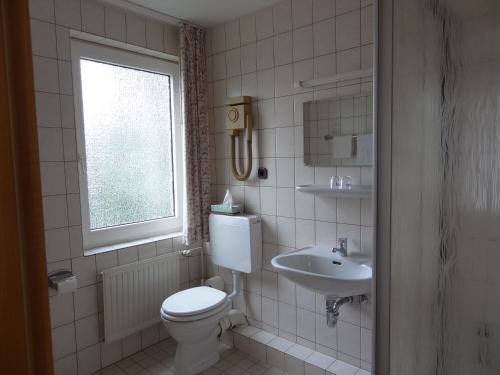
[271,245,372,297]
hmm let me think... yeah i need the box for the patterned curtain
[179,23,210,245]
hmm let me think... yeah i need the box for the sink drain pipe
[326,295,368,327]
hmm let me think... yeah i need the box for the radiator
[102,252,180,343]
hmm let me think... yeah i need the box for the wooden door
[0,0,53,373]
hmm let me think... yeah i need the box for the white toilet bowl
[161,286,230,375]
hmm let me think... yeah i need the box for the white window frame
[71,39,183,252]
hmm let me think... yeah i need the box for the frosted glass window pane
[80,59,174,230]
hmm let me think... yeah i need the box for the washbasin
[271,245,372,297]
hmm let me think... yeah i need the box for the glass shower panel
[391,1,500,374]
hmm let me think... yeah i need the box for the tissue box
[211,204,242,215]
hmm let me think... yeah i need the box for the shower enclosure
[377,0,500,374]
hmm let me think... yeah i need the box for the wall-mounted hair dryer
[226,96,253,181]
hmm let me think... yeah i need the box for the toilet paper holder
[48,269,76,290]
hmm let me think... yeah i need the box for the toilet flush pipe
[227,270,241,303]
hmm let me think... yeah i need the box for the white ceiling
[126,0,282,27]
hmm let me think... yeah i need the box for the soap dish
[211,204,242,215]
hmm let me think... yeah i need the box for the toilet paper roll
[204,276,224,291]
[56,276,78,294]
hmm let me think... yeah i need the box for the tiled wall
[28,1,201,374]
[205,0,374,370]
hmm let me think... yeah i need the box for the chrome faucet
[332,238,348,257]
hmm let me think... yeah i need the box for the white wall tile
[146,20,164,52]
[74,284,98,320]
[245,185,261,213]
[225,20,241,49]
[278,274,296,305]
[262,269,278,299]
[337,321,360,358]
[67,193,81,226]
[277,216,296,247]
[82,0,105,36]
[257,37,275,71]
[30,0,55,22]
[292,0,313,29]
[275,95,294,126]
[138,242,157,260]
[43,195,68,229]
[336,10,361,51]
[57,60,73,95]
[275,64,295,97]
[33,56,59,93]
[62,128,77,161]
[35,92,61,127]
[126,13,146,47]
[257,68,276,99]
[276,158,295,187]
[52,323,76,360]
[226,48,241,77]
[360,6,373,45]
[72,256,96,287]
[295,219,315,248]
[69,226,83,258]
[313,19,335,56]
[55,0,81,29]
[293,26,314,61]
[274,32,293,66]
[241,43,257,73]
[100,341,122,368]
[360,328,371,363]
[277,188,295,218]
[105,6,126,42]
[315,221,337,247]
[95,250,118,274]
[297,308,316,342]
[77,343,101,375]
[60,95,75,129]
[262,296,279,327]
[313,0,335,22]
[256,7,274,40]
[337,48,361,73]
[40,162,66,196]
[279,302,297,334]
[273,0,292,34]
[337,198,361,225]
[75,314,99,350]
[261,186,277,216]
[315,313,337,350]
[50,293,74,328]
[31,19,57,58]
[240,14,257,45]
[164,25,180,55]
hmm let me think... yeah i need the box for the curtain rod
[295,68,373,89]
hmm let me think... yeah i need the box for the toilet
[160,214,262,375]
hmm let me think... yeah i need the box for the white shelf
[296,184,372,199]
[294,68,373,88]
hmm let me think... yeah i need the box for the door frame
[0,1,53,373]
[374,0,393,374]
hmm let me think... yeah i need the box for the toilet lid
[161,286,228,317]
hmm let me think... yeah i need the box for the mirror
[303,91,373,167]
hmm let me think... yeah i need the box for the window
[71,39,183,252]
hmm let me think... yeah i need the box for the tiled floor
[93,339,287,375]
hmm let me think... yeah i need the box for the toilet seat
[161,286,228,322]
